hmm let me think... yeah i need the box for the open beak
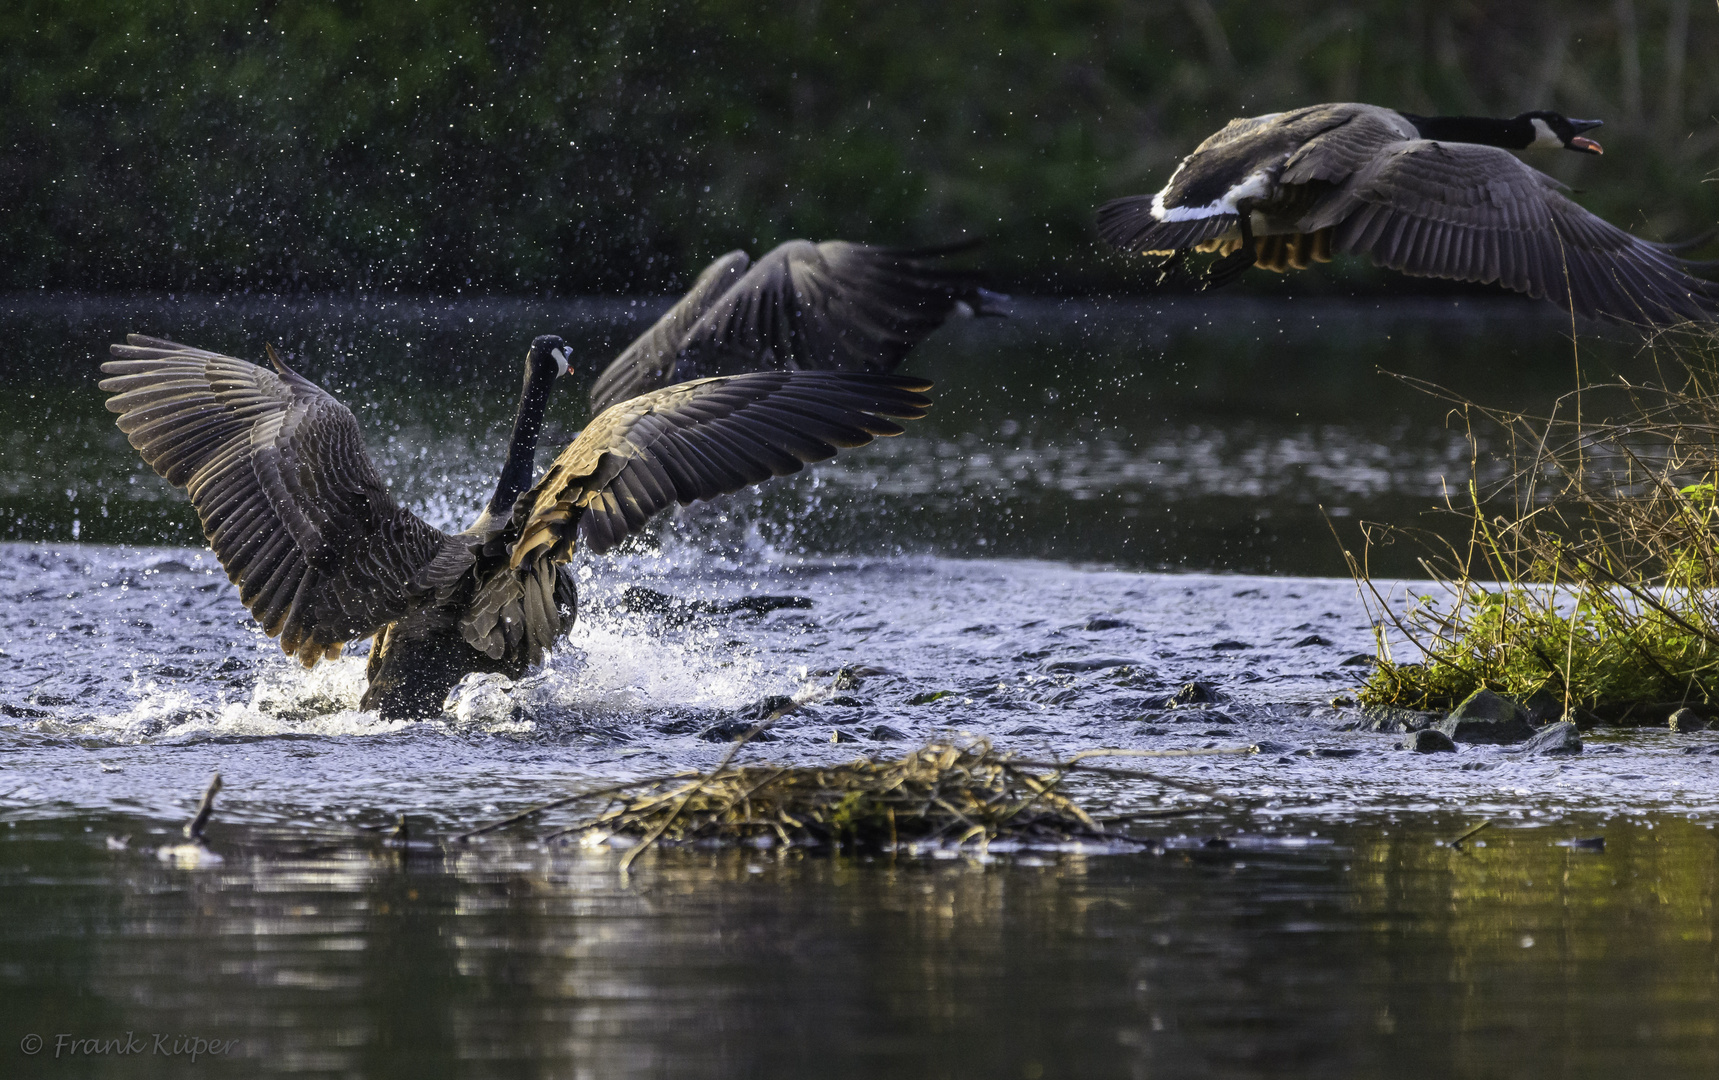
[1570,136,1603,155]
[551,347,569,377]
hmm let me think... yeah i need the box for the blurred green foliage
[2,0,1716,293]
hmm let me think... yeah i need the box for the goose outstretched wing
[1313,141,1719,325]
[586,250,752,414]
[513,370,933,565]
[99,335,470,666]
[586,241,993,414]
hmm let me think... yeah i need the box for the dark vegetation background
[3,0,1716,295]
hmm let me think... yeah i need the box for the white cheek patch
[552,347,569,376]
[1530,118,1561,148]
[1152,170,1272,222]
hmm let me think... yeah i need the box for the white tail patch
[1153,170,1273,222]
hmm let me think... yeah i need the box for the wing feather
[512,370,932,563]
[588,241,991,413]
[1318,141,1719,325]
[587,250,753,416]
[99,336,470,666]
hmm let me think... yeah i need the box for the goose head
[1519,111,1604,155]
[527,334,572,380]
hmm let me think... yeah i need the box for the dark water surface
[4,813,1717,1079]
[3,295,1716,1078]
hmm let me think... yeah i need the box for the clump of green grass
[1350,325,1719,721]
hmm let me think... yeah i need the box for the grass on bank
[1351,324,1719,722]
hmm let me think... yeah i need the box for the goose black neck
[1401,113,1531,149]
[485,364,557,520]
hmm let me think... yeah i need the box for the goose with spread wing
[585,240,1004,414]
[101,334,931,718]
[1096,103,1719,326]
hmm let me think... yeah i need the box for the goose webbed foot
[1201,244,1257,290]
[1145,250,1193,289]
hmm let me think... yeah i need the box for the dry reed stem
[1348,325,1719,714]
[459,740,1258,856]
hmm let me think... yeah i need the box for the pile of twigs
[457,738,1254,866]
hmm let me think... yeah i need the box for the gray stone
[1400,729,1457,753]
[1521,690,1564,726]
[1436,689,1535,744]
[1166,682,1218,707]
[697,720,779,742]
[1044,657,1140,673]
[1360,706,1439,733]
[1450,688,1526,723]
[1508,720,1583,756]
[1668,708,1709,733]
[1082,617,1132,631]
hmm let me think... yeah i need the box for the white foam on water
[59,655,415,743]
[62,595,809,744]
[516,606,807,718]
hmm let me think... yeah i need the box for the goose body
[1097,102,1718,326]
[101,334,931,718]
[587,240,1003,414]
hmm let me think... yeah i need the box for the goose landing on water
[1097,103,1719,326]
[100,334,931,719]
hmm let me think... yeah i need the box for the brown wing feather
[1312,141,1719,325]
[587,250,752,414]
[588,240,984,414]
[510,370,933,566]
[99,335,469,666]
[1278,106,1418,186]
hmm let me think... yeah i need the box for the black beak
[1569,118,1604,134]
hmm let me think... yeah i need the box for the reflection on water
[3,814,1716,1078]
[0,293,1647,574]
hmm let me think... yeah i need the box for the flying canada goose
[586,240,1005,414]
[100,334,931,719]
[1096,103,1719,326]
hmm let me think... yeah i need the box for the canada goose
[586,240,1004,414]
[100,334,931,719]
[1097,103,1719,326]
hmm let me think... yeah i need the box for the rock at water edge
[1400,729,1457,753]
[1668,708,1709,733]
[1513,720,1583,756]
[1437,689,1535,745]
